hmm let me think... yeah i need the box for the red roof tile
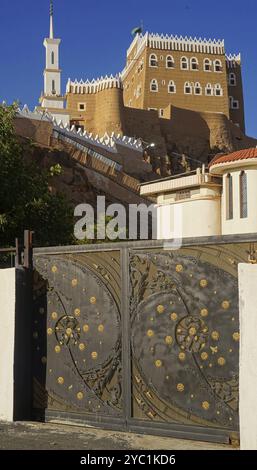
[209,148,257,167]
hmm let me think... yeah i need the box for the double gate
[32,239,247,443]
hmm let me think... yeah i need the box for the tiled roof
[210,148,257,167]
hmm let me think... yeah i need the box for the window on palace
[51,51,55,65]
[229,72,237,86]
[168,80,176,93]
[190,57,199,70]
[214,59,222,72]
[181,56,189,70]
[184,81,192,94]
[240,171,248,219]
[78,103,86,111]
[149,54,158,67]
[166,55,175,68]
[204,58,212,72]
[214,84,223,96]
[226,173,233,220]
[150,79,158,92]
[205,83,213,95]
[194,82,202,95]
[52,80,56,94]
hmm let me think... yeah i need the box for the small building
[140,148,257,239]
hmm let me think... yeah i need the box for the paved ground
[0,421,234,450]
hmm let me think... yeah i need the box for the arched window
[150,79,158,92]
[229,72,237,86]
[168,80,176,94]
[214,59,222,72]
[240,171,248,218]
[229,96,239,109]
[204,58,212,72]
[184,81,192,94]
[52,80,56,94]
[205,83,213,96]
[226,173,233,220]
[190,57,199,70]
[181,56,189,70]
[194,82,202,95]
[149,54,158,67]
[51,51,55,65]
[166,55,175,68]
[214,83,223,96]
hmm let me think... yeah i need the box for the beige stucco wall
[238,263,257,450]
[157,191,221,239]
[0,268,16,422]
[222,168,257,235]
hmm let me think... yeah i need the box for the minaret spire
[50,0,54,39]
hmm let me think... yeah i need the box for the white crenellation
[66,74,123,94]
[226,53,241,68]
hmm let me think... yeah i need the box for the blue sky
[0,0,256,136]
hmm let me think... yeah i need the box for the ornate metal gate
[32,240,249,443]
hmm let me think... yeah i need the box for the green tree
[0,104,74,247]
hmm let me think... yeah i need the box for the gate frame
[32,233,257,443]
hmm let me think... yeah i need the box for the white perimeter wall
[239,263,257,450]
[0,268,16,422]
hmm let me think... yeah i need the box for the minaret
[40,1,66,112]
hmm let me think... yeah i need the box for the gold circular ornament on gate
[74,308,81,317]
[90,296,96,304]
[155,360,162,368]
[200,279,208,288]
[66,328,72,336]
[177,383,185,392]
[71,279,78,287]
[200,308,208,318]
[170,312,178,321]
[189,327,197,336]
[156,305,164,314]
[233,332,240,342]
[147,329,154,338]
[211,331,220,341]
[47,328,53,336]
[79,343,86,351]
[55,345,61,353]
[51,312,58,320]
[57,377,64,385]
[83,324,89,333]
[77,392,84,400]
[41,356,47,364]
[165,336,173,345]
[201,352,208,361]
[176,264,183,273]
[222,300,230,310]
[91,351,98,360]
[51,266,58,273]
[178,352,186,361]
[98,324,104,333]
[202,401,210,410]
[218,357,226,366]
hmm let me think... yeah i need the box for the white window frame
[190,57,199,71]
[181,56,189,70]
[166,55,175,69]
[205,83,213,96]
[78,103,86,111]
[194,82,202,95]
[168,80,176,94]
[204,58,212,72]
[149,53,158,68]
[214,83,223,96]
[214,59,222,72]
[184,81,193,94]
[229,72,237,86]
[229,96,239,109]
[150,79,158,93]
[159,109,164,117]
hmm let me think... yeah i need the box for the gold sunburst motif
[211,331,220,341]
[47,328,53,336]
[178,352,186,361]
[201,352,208,361]
[218,357,226,366]
[77,392,84,400]
[176,264,183,273]
[156,305,165,314]
[71,279,78,287]
[200,279,208,288]
[98,324,104,333]
[55,345,61,354]
[170,312,178,321]
[51,266,58,273]
[57,377,64,385]
[51,312,58,320]
[165,336,173,345]
[74,308,81,317]
[155,360,162,368]
[233,332,240,342]
[90,296,96,304]
[202,401,210,410]
[83,324,89,333]
[222,300,230,310]
[79,343,86,351]
[147,329,154,338]
[189,327,197,336]
[91,351,98,360]
[200,308,208,318]
[177,383,185,392]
